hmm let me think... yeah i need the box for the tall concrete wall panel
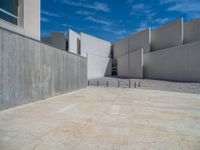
[129,29,150,53]
[113,38,128,58]
[144,41,200,82]
[88,54,111,79]
[81,32,111,57]
[130,49,143,79]
[117,49,144,78]
[0,28,87,111]
[117,54,129,78]
[68,29,80,54]
[184,19,200,44]
[151,19,183,51]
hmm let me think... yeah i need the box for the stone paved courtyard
[0,87,200,150]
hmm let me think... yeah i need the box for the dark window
[0,0,18,25]
[77,38,81,54]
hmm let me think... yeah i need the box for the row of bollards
[88,80,141,88]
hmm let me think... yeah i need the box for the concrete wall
[81,32,111,57]
[151,19,183,51]
[129,29,151,54]
[184,19,200,44]
[0,0,40,40]
[88,53,111,79]
[144,41,200,82]
[113,28,150,58]
[130,49,143,79]
[80,32,111,79]
[113,38,128,58]
[68,29,80,54]
[0,28,87,111]
[51,32,66,51]
[117,49,143,78]
[117,54,128,77]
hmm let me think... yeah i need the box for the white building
[0,0,40,40]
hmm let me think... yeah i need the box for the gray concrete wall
[87,53,111,79]
[184,19,200,44]
[144,41,200,82]
[129,29,151,54]
[117,49,144,78]
[130,49,143,79]
[151,19,183,51]
[0,0,40,40]
[51,32,66,51]
[117,54,128,78]
[68,29,81,54]
[113,38,128,58]
[0,28,87,111]
[113,28,150,58]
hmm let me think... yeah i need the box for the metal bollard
[118,81,120,87]
[138,82,140,87]
[97,81,99,86]
[134,82,136,88]
[88,80,90,86]
[107,81,109,87]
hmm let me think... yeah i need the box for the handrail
[0,8,18,19]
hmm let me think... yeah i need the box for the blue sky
[41,0,200,42]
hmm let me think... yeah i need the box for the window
[77,39,81,55]
[0,0,19,25]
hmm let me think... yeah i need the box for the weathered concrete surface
[0,87,200,150]
[144,41,200,82]
[151,19,183,51]
[0,28,87,111]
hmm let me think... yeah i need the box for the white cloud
[41,17,49,22]
[130,3,151,15]
[160,0,200,19]
[75,10,94,16]
[41,10,60,17]
[102,27,127,36]
[154,18,171,24]
[60,0,110,12]
[85,16,112,26]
